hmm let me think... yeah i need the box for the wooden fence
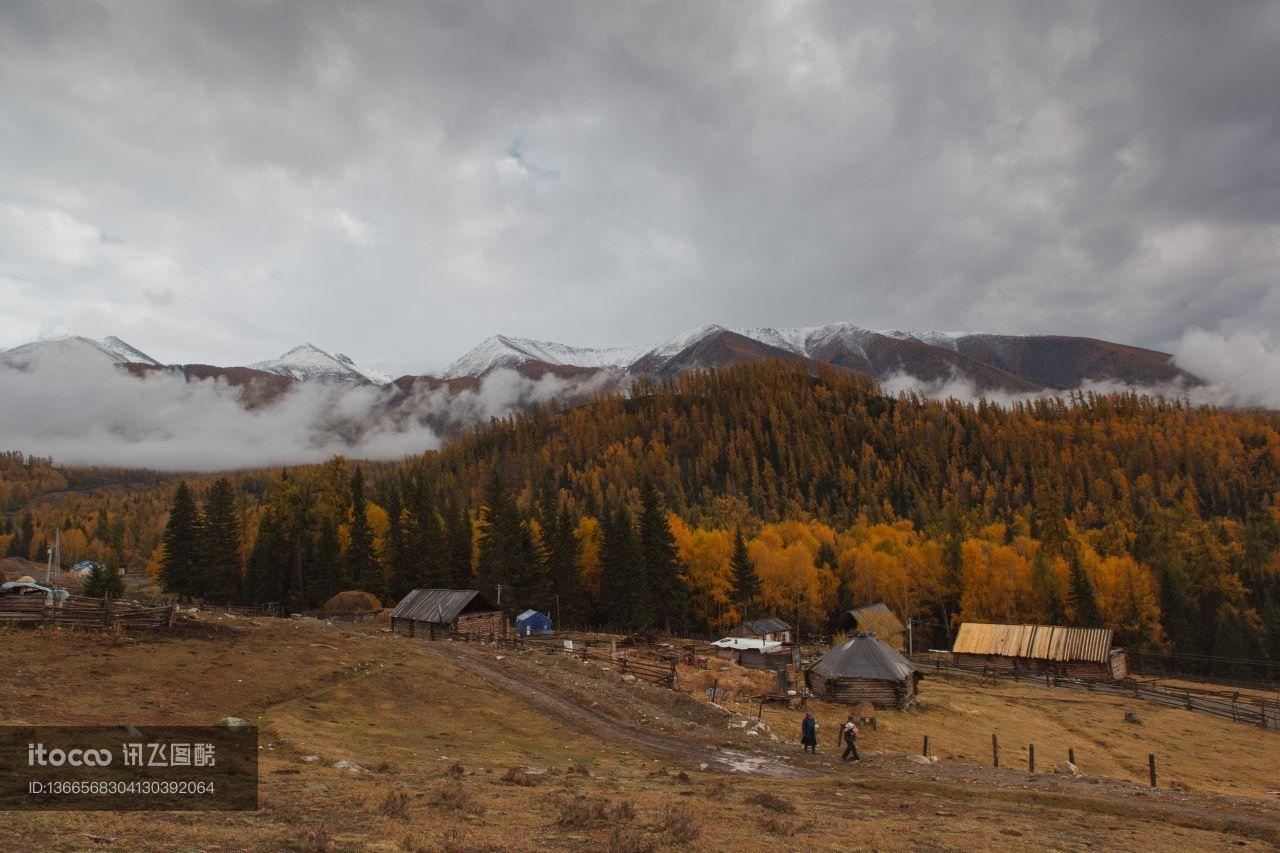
[0,594,177,629]
[454,631,678,688]
[913,652,1279,731]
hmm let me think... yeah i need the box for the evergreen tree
[1067,549,1101,627]
[445,502,474,588]
[600,502,649,630]
[160,482,206,600]
[345,467,383,596]
[202,478,242,604]
[83,557,124,600]
[244,508,292,606]
[545,501,583,627]
[730,527,760,617]
[1030,548,1066,624]
[476,468,544,608]
[638,480,687,634]
[311,516,342,606]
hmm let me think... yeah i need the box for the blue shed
[515,609,553,636]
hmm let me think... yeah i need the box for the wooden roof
[810,634,917,682]
[389,589,500,623]
[952,623,1114,664]
[846,602,905,638]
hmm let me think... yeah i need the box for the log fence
[452,631,678,688]
[0,594,177,629]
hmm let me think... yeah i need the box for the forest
[3,361,1280,678]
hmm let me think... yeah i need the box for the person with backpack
[801,712,818,753]
[839,714,860,762]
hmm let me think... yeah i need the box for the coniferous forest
[4,362,1280,678]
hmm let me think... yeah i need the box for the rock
[300,755,320,763]
[332,759,367,773]
[620,674,638,684]
[1053,762,1080,777]
[1124,711,1144,725]
[906,754,932,765]
[215,716,252,730]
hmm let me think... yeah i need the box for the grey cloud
[0,1,1275,378]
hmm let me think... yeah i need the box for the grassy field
[0,616,1276,851]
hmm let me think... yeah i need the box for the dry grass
[0,616,1274,852]
[744,791,796,813]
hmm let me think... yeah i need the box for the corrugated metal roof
[737,617,792,635]
[712,637,784,652]
[810,634,917,681]
[952,623,1114,663]
[847,602,906,638]
[389,589,500,623]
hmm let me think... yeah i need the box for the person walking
[840,715,860,762]
[801,712,818,753]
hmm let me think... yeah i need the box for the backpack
[843,722,858,740]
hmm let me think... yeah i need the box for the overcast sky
[1,0,1277,376]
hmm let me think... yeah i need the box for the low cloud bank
[0,351,617,471]
[883,328,1280,410]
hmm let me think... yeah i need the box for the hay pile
[323,590,382,614]
[679,658,776,700]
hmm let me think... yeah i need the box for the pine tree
[545,501,583,627]
[83,557,124,600]
[160,482,206,600]
[203,478,242,604]
[1030,548,1066,624]
[730,527,760,617]
[1067,549,1101,627]
[601,502,649,630]
[311,516,342,606]
[476,468,543,608]
[245,508,292,606]
[445,502,474,588]
[345,467,383,597]
[638,480,687,634]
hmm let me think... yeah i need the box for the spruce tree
[345,467,383,597]
[445,502,474,588]
[311,516,342,606]
[476,468,531,608]
[601,502,649,630]
[638,480,686,634]
[160,482,206,600]
[545,501,583,627]
[202,478,242,604]
[730,527,760,617]
[83,557,124,600]
[1067,549,1101,627]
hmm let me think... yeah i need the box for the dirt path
[427,642,818,779]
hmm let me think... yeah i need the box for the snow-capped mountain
[439,323,1192,392]
[0,336,160,369]
[249,344,393,384]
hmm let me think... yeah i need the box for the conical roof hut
[806,633,921,708]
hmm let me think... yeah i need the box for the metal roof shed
[389,589,505,640]
[515,609,553,636]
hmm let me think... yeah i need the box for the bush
[608,800,637,823]
[431,779,479,814]
[500,766,539,787]
[744,791,796,813]
[607,825,656,853]
[379,789,411,820]
[653,804,700,844]
[756,814,793,835]
[556,794,609,828]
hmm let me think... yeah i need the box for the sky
[1,1,1278,378]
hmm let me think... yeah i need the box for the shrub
[744,791,796,813]
[608,800,637,823]
[500,766,539,787]
[431,779,480,814]
[379,789,411,820]
[607,824,656,853]
[556,794,609,828]
[653,804,700,844]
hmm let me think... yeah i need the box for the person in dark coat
[800,712,818,753]
[840,714,860,762]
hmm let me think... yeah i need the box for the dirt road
[427,642,818,778]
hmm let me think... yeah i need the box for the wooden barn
[805,633,921,708]
[839,602,907,651]
[951,623,1128,680]
[728,617,793,644]
[389,589,506,640]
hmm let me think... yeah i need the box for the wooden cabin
[728,617,793,644]
[839,602,907,651]
[805,633,921,708]
[389,589,505,639]
[951,623,1128,680]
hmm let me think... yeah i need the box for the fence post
[1029,742,1035,774]
[1148,754,1157,788]
[923,735,929,757]
[992,733,999,768]
[1068,747,1075,766]
[102,594,110,628]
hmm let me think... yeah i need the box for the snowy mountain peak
[98,336,162,366]
[441,334,646,378]
[0,335,160,370]
[250,343,392,384]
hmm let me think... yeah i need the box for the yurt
[805,633,921,708]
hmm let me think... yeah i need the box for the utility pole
[555,593,560,632]
[496,584,502,606]
[907,617,914,656]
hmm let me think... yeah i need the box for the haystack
[323,590,382,614]
[16,575,36,584]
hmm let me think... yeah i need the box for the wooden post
[1068,747,1075,765]
[103,594,111,628]
[992,733,999,768]
[1028,742,1035,774]
[922,735,929,757]
[1148,753,1157,788]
